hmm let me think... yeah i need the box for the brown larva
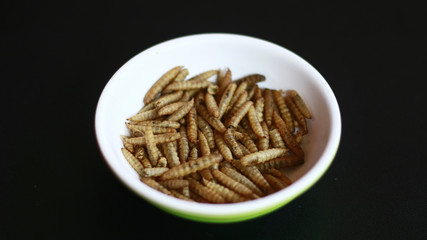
[144,66,183,104]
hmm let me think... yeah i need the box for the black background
[1,1,426,239]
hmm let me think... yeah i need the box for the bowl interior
[95,33,341,222]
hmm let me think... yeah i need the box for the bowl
[95,33,341,223]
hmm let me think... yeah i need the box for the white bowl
[95,33,341,223]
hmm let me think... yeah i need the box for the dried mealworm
[232,161,274,194]
[173,68,189,82]
[126,123,175,135]
[159,153,223,180]
[273,90,294,133]
[157,101,186,116]
[226,101,253,128]
[127,109,159,122]
[163,79,214,92]
[125,132,180,146]
[238,118,258,140]
[285,96,307,134]
[188,178,226,203]
[196,104,227,133]
[142,167,169,177]
[263,88,274,128]
[169,190,194,202]
[197,130,214,180]
[198,130,211,156]
[162,141,181,167]
[258,122,270,151]
[247,105,264,138]
[121,135,134,153]
[240,132,259,153]
[216,68,232,102]
[263,173,287,191]
[196,116,215,150]
[229,82,248,110]
[159,179,189,189]
[253,85,263,101]
[233,74,266,88]
[144,122,161,166]
[134,146,152,168]
[288,90,312,119]
[154,90,184,109]
[269,129,287,149]
[212,169,254,196]
[180,89,199,102]
[254,97,264,122]
[121,147,145,177]
[220,165,264,197]
[149,120,181,129]
[255,154,304,171]
[178,126,189,163]
[272,111,304,157]
[217,82,237,119]
[186,107,198,144]
[167,98,194,121]
[237,142,251,156]
[267,168,293,186]
[144,66,183,104]
[187,69,218,82]
[224,128,244,159]
[213,130,234,163]
[240,148,288,166]
[202,179,247,203]
[141,177,173,195]
[205,92,220,118]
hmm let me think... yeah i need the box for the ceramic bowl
[95,33,341,223]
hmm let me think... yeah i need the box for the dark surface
[1,1,426,239]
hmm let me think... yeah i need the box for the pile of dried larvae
[120,66,312,203]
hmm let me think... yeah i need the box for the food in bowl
[120,66,312,203]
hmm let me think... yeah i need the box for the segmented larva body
[213,130,234,162]
[273,90,294,133]
[125,132,181,146]
[247,105,264,138]
[159,153,223,180]
[217,83,237,119]
[226,101,253,128]
[255,155,304,171]
[142,167,169,177]
[144,66,183,104]
[121,147,145,177]
[220,165,264,197]
[224,128,244,159]
[240,148,288,166]
[167,98,194,121]
[203,179,247,203]
[211,169,253,197]
[263,88,274,128]
[186,107,198,144]
[205,92,219,118]
[157,101,186,116]
[216,68,232,102]
[188,178,226,203]
[269,129,287,149]
[178,126,189,163]
[127,109,159,122]
[196,104,226,133]
[288,90,312,119]
[197,116,215,150]
[285,96,307,134]
[257,122,270,151]
[154,90,184,109]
